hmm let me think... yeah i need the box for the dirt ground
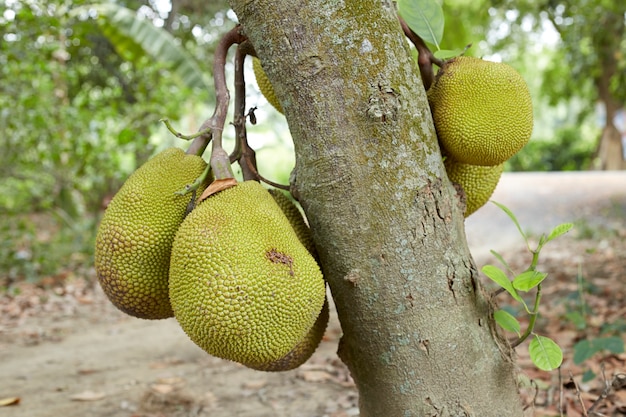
[1,172,625,417]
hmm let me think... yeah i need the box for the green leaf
[546,222,574,243]
[482,265,523,304]
[397,0,444,49]
[573,337,625,364]
[593,336,622,354]
[72,4,209,91]
[573,339,595,364]
[433,49,463,60]
[491,201,527,244]
[513,270,548,292]
[494,309,521,336]
[489,250,512,273]
[582,369,596,383]
[564,311,587,330]
[529,335,563,371]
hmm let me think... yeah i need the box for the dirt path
[466,171,626,263]
[0,284,355,417]
[1,172,625,417]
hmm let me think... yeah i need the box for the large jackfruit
[169,181,326,369]
[253,57,284,114]
[428,56,533,166]
[95,148,207,319]
[248,189,328,371]
[444,156,503,217]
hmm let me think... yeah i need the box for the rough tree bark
[229,1,524,415]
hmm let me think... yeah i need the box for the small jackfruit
[95,148,207,319]
[168,180,326,369]
[253,57,284,114]
[444,156,504,217]
[428,56,533,166]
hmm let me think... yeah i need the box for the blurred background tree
[488,0,626,170]
[0,0,622,285]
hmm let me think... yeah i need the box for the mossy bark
[228,1,525,415]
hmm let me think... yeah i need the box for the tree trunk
[229,1,524,414]
[593,10,626,170]
[597,122,626,171]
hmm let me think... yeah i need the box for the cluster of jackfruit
[253,53,532,217]
[95,149,327,371]
[427,56,533,217]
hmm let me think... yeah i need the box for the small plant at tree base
[565,265,625,382]
[482,201,574,371]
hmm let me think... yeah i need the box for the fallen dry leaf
[241,379,268,390]
[69,391,106,401]
[298,370,334,383]
[155,376,185,386]
[150,384,176,395]
[0,397,20,406]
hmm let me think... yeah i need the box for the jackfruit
[253,57,284,114]
[444,156,504,217]
[268,189,316,256]
[95,148,207,319]
[248,298,329,371]
[168,180,326,369]
[255,189,327,371]
[428,56,533,166]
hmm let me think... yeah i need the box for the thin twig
[160,118,212,141]
[559,367,565,417]
[569,372,588,417]
[587,362,611,416]
[243,156,290,190]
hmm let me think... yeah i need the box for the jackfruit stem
[232,43,248,167]
[210,147,236,180]
[193,26,247,173]
[231,42,261,182]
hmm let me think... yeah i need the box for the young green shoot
[483,201,573,371]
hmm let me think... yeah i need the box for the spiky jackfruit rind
[95,148,207,319]
[428,56,533,166]
[168,180,326,368]
[253,57,284,114]
[247,297,329,371]
[268,189,316,257]
[444,157,504,217]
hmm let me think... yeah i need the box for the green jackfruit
[169,181,326,369]
[248,298,329,371]
[253,57,284,114]
[268,189,316,256]
[250,189,327,371]
[95,148,207,319]
[444,156,503,217]
[428,56,533,166]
